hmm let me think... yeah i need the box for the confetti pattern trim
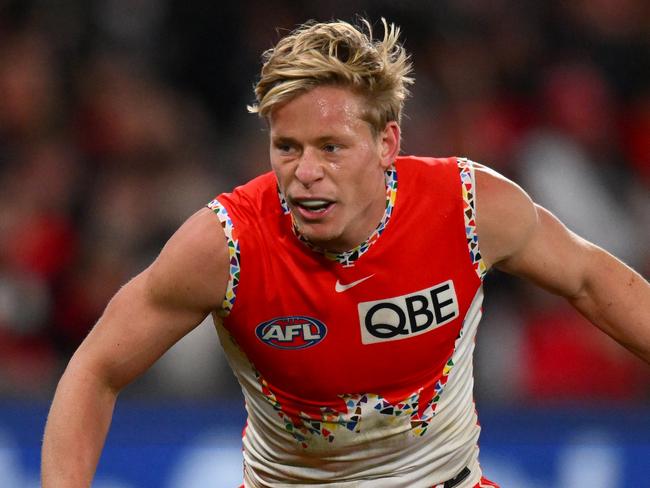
[253,326,464,447]
[207,199,240,316]
[458,158,487,280]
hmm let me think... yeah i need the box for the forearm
[568,246,650,363]
[42,360,118,487]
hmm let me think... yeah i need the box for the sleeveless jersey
[208,156,488,487]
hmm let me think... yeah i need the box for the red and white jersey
[208,156,488,487]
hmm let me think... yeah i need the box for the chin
[303,231,337,246]
[299,225,344,250]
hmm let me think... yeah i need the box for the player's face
[269,85,400,252]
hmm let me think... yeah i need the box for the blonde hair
[248,18,414,135]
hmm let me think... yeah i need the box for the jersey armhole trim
[207,198,240,316]
[458,158,487,281]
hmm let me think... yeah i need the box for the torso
[209,156,487,487]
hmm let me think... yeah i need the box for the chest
[223,207,477,403]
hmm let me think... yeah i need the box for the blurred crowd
[0,0,648,404]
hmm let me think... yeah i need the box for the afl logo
[255,316,327,350]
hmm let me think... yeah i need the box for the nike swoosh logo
[335,274,375,293]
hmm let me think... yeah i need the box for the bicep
[69,207,229,392]
[72,272,207,391]
[495,204,593,298]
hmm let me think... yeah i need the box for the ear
[378,121,401,170]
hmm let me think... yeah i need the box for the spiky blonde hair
[248,18,414,135]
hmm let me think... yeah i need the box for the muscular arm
[41,207,229,487]
[475,166,650,363]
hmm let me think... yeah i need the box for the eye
[275,142,294,154]
[322,143,340,153]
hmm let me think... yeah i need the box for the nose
[294,149,324,187]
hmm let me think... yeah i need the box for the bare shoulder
[144,206,229,314]
[64,206,230,392]
[473,164,594,297]
[473,164,538,270]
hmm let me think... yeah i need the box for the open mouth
[291,198,335,218]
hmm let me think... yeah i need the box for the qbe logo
[358,280,459,344]
[255,316,327,350]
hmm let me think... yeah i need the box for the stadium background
[0,0,648,486]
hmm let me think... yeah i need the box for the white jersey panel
[212,286,485,487]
